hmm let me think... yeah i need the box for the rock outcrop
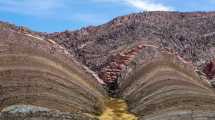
[203,60,215,87]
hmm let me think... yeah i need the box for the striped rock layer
[1,28,215,120]
[0,29,106,120]
[117,45,215,120]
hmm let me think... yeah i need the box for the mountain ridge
[1,11,215,85]
[1,11,215,120]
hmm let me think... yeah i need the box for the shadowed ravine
[1,12,215,120]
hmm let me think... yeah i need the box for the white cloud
[124,0,173,11]
[92,0,173,11]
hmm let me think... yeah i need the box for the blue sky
[0,0,215,32]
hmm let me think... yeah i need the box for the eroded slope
[117,45,215,120]
[0,29,106,120]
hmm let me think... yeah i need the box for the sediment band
[0,29,106,118]
[118,46,215,119]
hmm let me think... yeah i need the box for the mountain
[45,12,215,84]
[1,11,215,120]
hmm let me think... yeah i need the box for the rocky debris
[0,111,97,120]
[1,105,50,113]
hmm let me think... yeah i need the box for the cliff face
[1,11,215,120]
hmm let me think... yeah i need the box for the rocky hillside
[1,11,215,120]
[2,11,215,89]
[46,12,215,73]
[2,12,215,73]
[0,21,45,37]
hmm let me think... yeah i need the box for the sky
[0,0,215,32]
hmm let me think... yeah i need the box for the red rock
[203,61,215,79]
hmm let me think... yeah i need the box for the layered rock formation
[1,11,215,120]
[117,45,215,119]
[0,29,106,119]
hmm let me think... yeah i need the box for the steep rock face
[0,29,106,119]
